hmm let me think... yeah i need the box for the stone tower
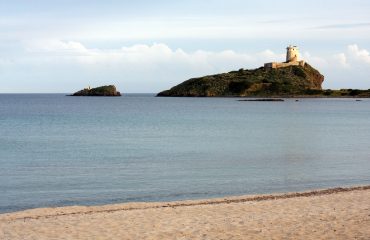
[264,45,305,69]
[286,45,299,62]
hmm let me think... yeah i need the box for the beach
[1,186,369,239]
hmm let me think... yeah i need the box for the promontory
[157,63,324,97]
[70,85,121,97]
[157,46,370,97]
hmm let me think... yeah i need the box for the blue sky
[1,0,370,93]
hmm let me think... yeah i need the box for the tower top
[287,45,298,49]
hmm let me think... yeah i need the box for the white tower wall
[286,46,300,62]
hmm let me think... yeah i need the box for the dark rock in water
[70,85,121,96]
[157,63,324,97]
[238,99,284,102]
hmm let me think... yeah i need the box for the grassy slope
[156,63,370,98]
[158,64,325,97]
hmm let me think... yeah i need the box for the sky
[1,0,370,93]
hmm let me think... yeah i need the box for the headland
[157,46,370,98]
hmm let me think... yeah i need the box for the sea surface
[0,94,370,213]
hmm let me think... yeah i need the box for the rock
[238,99,284,102]
[157,63,325,97]
[70,85,121,96]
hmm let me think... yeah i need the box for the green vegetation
[228,81,253,94]
[319,89,370,97]
[71,85,121,96]
[157,64,326,97]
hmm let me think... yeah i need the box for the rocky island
[157,46,370,98]
[157,63,324,97]
[70,85,121,97]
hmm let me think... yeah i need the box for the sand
[1,186,369,240]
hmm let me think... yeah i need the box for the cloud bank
[1,40,370,92]
[347,44,370,65]
[24,40,284,66]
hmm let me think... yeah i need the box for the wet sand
[1,186,369,239]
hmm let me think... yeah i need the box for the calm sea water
[0,94,370,213]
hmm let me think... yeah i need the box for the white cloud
[257,49,285,62]
[25,40,301,72]
[347,44,370,64]
[3,40,370,92]
[25,39,90,54]
[2,40,295,92]
[23,40,263,69]
[333,53,349,68]
[24,41,370,74]
[330,44,370,69]
[303,52,328,67]
[322,44,370,89]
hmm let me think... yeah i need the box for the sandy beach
[1,186,369,240]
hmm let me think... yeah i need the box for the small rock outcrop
[157,63,324,97]
[71,85,121,96]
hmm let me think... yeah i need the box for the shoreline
[156,94,370,98]
[1,185,369,220]
[1,185,370,239]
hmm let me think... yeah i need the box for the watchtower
[286,45,299,62]
[264,45,305,69]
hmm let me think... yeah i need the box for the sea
[0,94,370,213]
